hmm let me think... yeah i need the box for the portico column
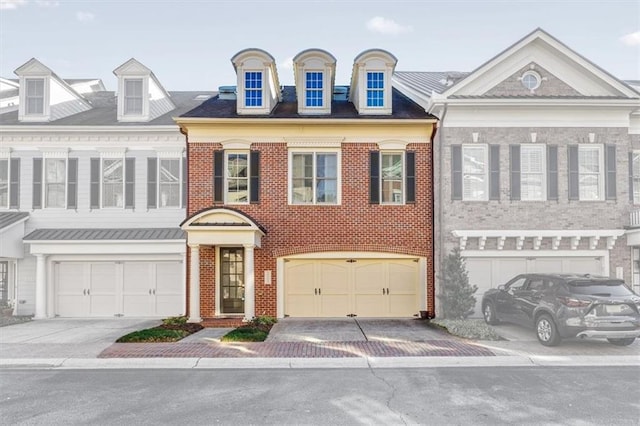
[34,254,47,319]
[188,244,202,323]
[244,244,255,320]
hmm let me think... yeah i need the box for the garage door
[285,258,418,318]
[464,256,604,318]
[55,261,183,317]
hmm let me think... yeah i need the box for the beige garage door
[464,256,604,318]
[55,261,183,317]
[285,258,418,318]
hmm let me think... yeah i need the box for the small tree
[438,248,478,319]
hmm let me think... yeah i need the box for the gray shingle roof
[23,228,186,241]
[0,212,29,231]
[0,91,216,126]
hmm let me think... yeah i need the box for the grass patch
[117,328,189,343]
[220,315,277,342]
[429,318,504,341]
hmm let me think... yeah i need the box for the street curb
[1,355,638,369]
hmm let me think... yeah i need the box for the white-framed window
[578,145,603,201]
[290,150,339,205]
[124,78,143,115]
[226,152,249,204]
[520,70,541,91]
[305,72,323,107]
[25,78,45,115]
[44,158,66,208]
[244,72,263,107]
[0,159,8,208]
[159,158,181,208]
[632,151,640,204]
[381,152,403,204]
[521,145,545,201]
[102,158,124,208]
[462,145,488,201]
[366,72,384,107]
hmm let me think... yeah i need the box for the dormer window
[350,49,397,115]
[244,72,263,107]
[305,72,323,107]
[25,78,45,115]
[366,72,384,107]
[124,78,143,115]
[231,49,281,115]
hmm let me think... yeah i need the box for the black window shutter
[67,158,78,209]
[547,145,558,201]
[489,145,500,200]
[405,151,416,204]
[369,151,380,204]
[9,158,20,209]
[213,150,224,203]
[32,158,42,209]
[182,157,187,208]
[629,152,635,202]
[510,145,521,201]
[90,158,100,209]
[451,145,462,200]
[125,158,135,209]
[147,158,157,209]
[250,151,260,204]
[568,145,579,200]
[605,145,616,200]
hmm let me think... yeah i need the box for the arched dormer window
[349,49,397,115]
[231,49,281,115]
[292,49,336,115]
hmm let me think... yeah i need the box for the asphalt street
[2,366,638,425]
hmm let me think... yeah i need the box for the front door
[220,248,244,314]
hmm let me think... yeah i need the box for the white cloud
[76,11,95,23]
[36,1,60,7]
[366,16,413,35]
[279,56,294,70]
[0,0,27,10]
[620,31,640,47]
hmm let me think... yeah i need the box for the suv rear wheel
[483,302,499,325]
[536,314,561,346]
[607,338,635,346]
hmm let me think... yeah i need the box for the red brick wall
[186,141,434,317]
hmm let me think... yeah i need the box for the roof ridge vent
[218,85,236,100]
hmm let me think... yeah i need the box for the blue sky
[1,0,638,91]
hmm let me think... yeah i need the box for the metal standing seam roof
[23,228,186,241]
[393,71,470,98]
[0,212,29,231]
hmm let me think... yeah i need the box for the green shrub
[162,316,188,326]
[117,328,189,343]
[221,327,268,342]
[437,248,478,319]
[250,315,277,327]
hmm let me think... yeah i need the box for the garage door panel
[355,294,384,317]
[319,295,350,317]
[286,262,315,294]
[389,294,418,317]
[354,262,384,294]
[564,258,602,274]
[286,295,317,317]
[532,258,563,273]
[319,262,349,296]
[388,261,417,294]
[156,263,182,295]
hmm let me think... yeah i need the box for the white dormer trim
[114,59,153,122]
[293,49,336,115]
[231,49,281,116]
[15,59,53,122]
[350,49,397,116]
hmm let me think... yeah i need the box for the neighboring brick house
[0,58,213,318]
[176,48,437,324]
[394,28,640,317]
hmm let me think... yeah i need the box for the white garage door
[464,255,604,318]
[55,261,183,318]
[285,258,419,318]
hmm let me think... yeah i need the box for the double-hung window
[305,72,323,107]
[124,79,143,115]
[578,145,602,200]
[366,72,384,107]
[462,145,488,201]
[102,159,124,207]
[0,159,8,208]
[520,145,545,200]
[25,78,45,116]
[290,151,339,204]
[226,152,249,204]
[370,151,415,205]
[381,153,403,204]
[44,158,66,208]
[633,151,640,204]
[159,159,180,207]
[244,72,263,107]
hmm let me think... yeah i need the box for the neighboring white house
[0,58,213,318]
[394,28,640,316]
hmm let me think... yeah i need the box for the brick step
[200,317,245,328]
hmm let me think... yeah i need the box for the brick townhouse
[175,48,438,324]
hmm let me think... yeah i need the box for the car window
[568,281,636,297]
[507,277,527,294]
[528,279,545,292]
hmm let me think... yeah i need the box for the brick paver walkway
[99,339,495,358]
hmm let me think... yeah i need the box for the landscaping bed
[117,316,203,343]
[220,316,277,342]
[429,318,504,341]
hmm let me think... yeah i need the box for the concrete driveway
[0,318,159,359]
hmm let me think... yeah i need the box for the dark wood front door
[220,248,244,314]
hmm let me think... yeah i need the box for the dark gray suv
[482,273,640,346]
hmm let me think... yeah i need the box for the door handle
[382,288,386,295]
[83,289,86,296]
[314,288,317,295]
[87,289,90,296]
[153,289,156,295]
[149,289,152,295]
[387,288,390,295]
[318,288,321,295]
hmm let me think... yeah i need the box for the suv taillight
[559,297,591,308]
